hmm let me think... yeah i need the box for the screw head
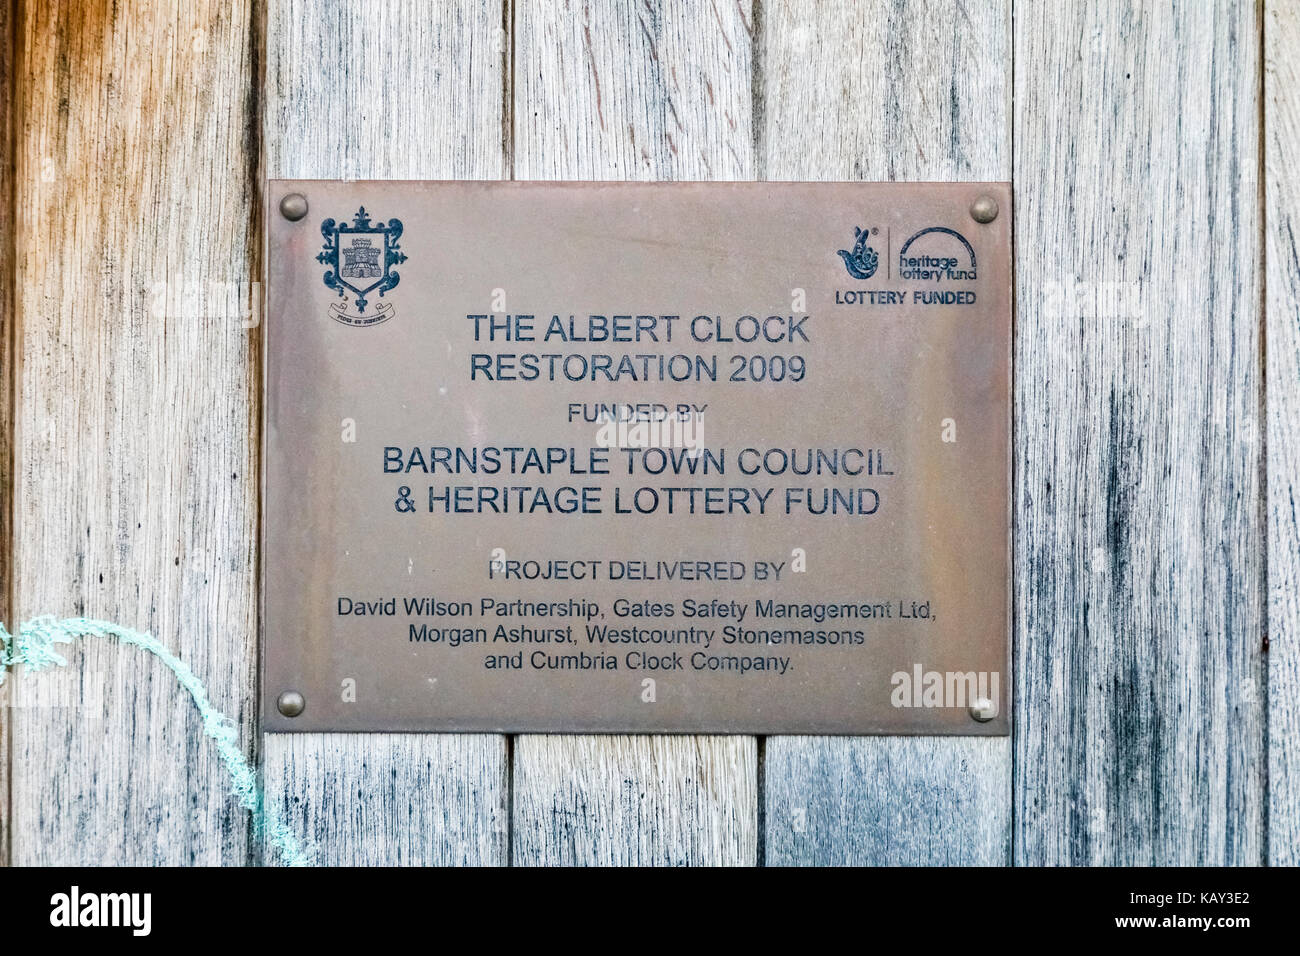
[969,195,998,224]
[279,192,309,221]
[969,697,997,722]
[277,690,306,717]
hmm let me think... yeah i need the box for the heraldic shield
[316,206,407,325]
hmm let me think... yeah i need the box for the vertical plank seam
[1259,0,1271,866]
[1008,0,1019,869]
[249,0,268,869]
[755,735,766,866]
[751,0,764,183]
[503,0,514,182]
[505,733,514,866]
[1,0,16,873]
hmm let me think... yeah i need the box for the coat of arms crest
[316,206,407,326]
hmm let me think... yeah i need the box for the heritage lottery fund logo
[317,206,407,326]
[835,224,978,307]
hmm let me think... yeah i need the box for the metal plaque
[263,181,1011,734]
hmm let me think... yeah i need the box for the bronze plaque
[263,181,1011,734]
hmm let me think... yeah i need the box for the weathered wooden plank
[759,1,1012,865]
[513,0,753,181]
[1013,0,1264,864]
[765,739,1008,866]
[1266,0,1300,867]
[265,734,507,866]
[510,0,758,866]
[0,0,14,868]
[513,736,756,866]
[11,0,259,864]
[260,0,509,866]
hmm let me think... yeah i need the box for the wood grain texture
[765,739,1008,865]
[513,0,753,180]
[0,0,13,868]
[2,0,1282,868]
[513,736,756,866]
[11,0,259,864]
[759,0,1012,865]
[264,734,507,865]
[1013,0,1264,865]
[511,0,758,866]
[1266,0,1300,867]
[261,0,509,866]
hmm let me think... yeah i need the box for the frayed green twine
[0,615,311,867]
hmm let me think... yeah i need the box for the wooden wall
[1,0,1294,866]
[1,0,13,868]
[1267,0,1300,867]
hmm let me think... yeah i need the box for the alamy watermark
[891,664,1000,717]
[1042,276,1144,324]
[580,402,707,457]
[148,275,261,327]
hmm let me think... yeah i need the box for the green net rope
[0,615,311,866]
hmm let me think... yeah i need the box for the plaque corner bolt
[277,690,306,717]
[279,192,309,222]
[969,195,998,224]
[969,697,997,722]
